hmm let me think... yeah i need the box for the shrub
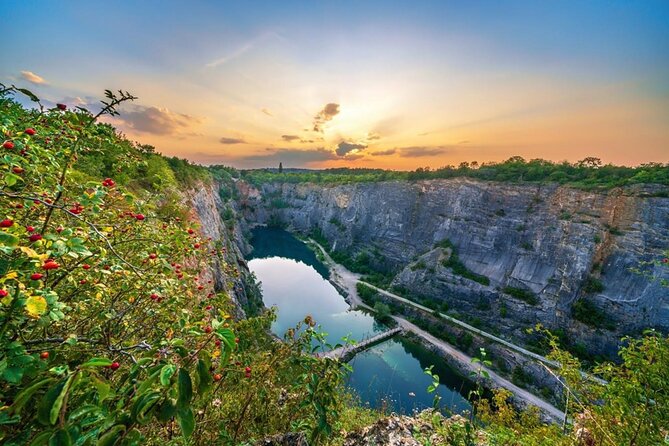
[583,277,605,293]
[373,302,393,323]
[572,298,615,330]
[502,286,539,305]
[410,260,427,271]
[0,87,349,445]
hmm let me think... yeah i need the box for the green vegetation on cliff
[240,157,669,190]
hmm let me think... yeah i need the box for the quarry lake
[248,227,472,415]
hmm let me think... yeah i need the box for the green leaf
[10,377,55,414]
[96,424,126,446]
[67,403,101,421]
[157,399,177,422]
[135,367,162,395]
[29,430,52,446]
[177,407,195,439]
[159,364,176,386]
[196,359,212,395]
[177,369,192,409]
[2,365,25,384]
[49,374,75,425]
[0,231,19,247]
[216,328,236,364]
[48,428,72,446]
[131,391,161,424]
[91,377,111,402]
[16,87,40,102]
[4,172,22,187]
[38,380,66,425]
[80,357,113,368]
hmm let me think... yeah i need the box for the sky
[1,1,668,169]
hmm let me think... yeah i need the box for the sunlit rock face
[186,180,261,316]
[237,178,669,356]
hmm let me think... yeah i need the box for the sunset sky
[2,1,668,169]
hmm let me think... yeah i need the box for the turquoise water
[248,227,472,414]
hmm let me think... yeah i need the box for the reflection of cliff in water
[248,226,329,278]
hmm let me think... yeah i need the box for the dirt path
[308,239,369,309]
[359,282,561,369]
[394,317,564,421]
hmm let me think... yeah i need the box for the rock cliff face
[237,178,669,355]
[184,180,261,316]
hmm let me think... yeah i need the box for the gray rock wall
[238,178,669,355]
[185,180,261,316]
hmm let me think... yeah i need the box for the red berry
[213,373,222,381]
[109,362,120,371]
[79,279,87,285]
[56,226,64,233]
[244,366,251,373]
[205,305,212,310]
[0,219,13,228]
[56,103,67,111]
[197,285,204,290]
[215,339,221,347]
[30,273,43,280]
[12,166,24,174]
[3,141,14,150]
[29,234,42,242]
[150,293,159,300]
[187,228,194,234]
[0,289,8,297]
[148,253,157,259]
[24,128,36,136]
[82,264,91,270]
[40,351,49,359]
[194,243,200,249]
[135,214,145,221]
[663,258,668,264]
[43,260,59,270]
[204,326,212,334]
[26,225,35,232]
[235,337,239,344]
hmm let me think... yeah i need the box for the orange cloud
[20,71,47,85]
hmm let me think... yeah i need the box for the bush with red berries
[0,86,348,445]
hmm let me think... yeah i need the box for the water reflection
[247,227,471,414]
